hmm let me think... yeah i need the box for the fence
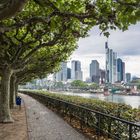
[21,91,140,140]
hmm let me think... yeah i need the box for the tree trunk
[15,82,18,97]
[10,75,16,109]
[0,67,14,123]
[0,0,27,20]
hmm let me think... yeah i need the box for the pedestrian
[16,96,22,110]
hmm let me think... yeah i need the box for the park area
[0,0,140,140]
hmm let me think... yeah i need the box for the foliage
[54,82,64,88]
[28,90,140,122]
[71,80,88,88]
[89,83,99,89]
[16,44,75,84]
[0,0,81,81]
[137,84,140,90]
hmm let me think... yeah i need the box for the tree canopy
[0,0,140,76]
[0,0,140,24]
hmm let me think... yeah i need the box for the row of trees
[71,80,99,89]
[0,0,140,122]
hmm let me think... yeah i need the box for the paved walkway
[21,94,89,140]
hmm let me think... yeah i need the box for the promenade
[21,94,89,140]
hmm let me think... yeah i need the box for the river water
[55,92,140,109]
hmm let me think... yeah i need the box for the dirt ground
[0,105,28,140]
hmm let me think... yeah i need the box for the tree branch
[0,13,54,33]
[0,0,28,20]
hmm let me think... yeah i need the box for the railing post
[96,114,101,137]
[80,109,84,130]
[69,106,72,123]
[129,124,132,140]
[108,118,111,138]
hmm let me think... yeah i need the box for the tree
[71,80,88,88]
[0,0,28,20]
[89,83,99,90]
[54,82,64,89]
[0,1,80,122]
[10,45,71,108]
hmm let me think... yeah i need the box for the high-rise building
[122,62,125,82]
[105,42,117,84]
[89,60,100,83]
[99,69,105,84]
[71,60,83,81]
[54,62,67,82]
[126,73,131,83]
[67,68,71,79]
[117,58,125,82]
[117,58,123,82]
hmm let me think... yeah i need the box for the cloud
[75,22,140,56]
[122,55,140,77]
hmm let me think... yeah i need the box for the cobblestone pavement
[21,94,89,140]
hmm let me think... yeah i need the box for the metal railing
[21,91,140,140]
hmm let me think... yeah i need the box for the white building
[105,42,117,84]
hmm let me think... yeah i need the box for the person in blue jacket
[16,96,22,110]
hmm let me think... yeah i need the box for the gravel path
[21,94,89,140]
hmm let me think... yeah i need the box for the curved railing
[21,91,140,140]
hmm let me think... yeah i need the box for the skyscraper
[105,42,117,84]
[117,58,123,82]
[67,68,71,79]
[99,69,105,84]
[117,58,125,82]
[125,73,131,83]
[54,62,67,82]
[122,62,125,82]
[89,60,100,83]
[71,60,83,81]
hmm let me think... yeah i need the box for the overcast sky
[68,22,140,80]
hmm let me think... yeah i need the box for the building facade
[71,60,83,81]
[67,68,71,79]
[54,62,67,82]
[89,60,100,83]
[99,69,105,84]
[117,58,123,82]
[125,73,131,83]
[117,58,125,82]
[105,42,117,84]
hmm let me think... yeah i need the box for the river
[53,91,140,109]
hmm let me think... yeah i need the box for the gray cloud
[76,22,140,57]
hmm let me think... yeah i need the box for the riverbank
[48,90,140,108]
[23,90,140,121]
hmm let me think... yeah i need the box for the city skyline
[68,22,140,80]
